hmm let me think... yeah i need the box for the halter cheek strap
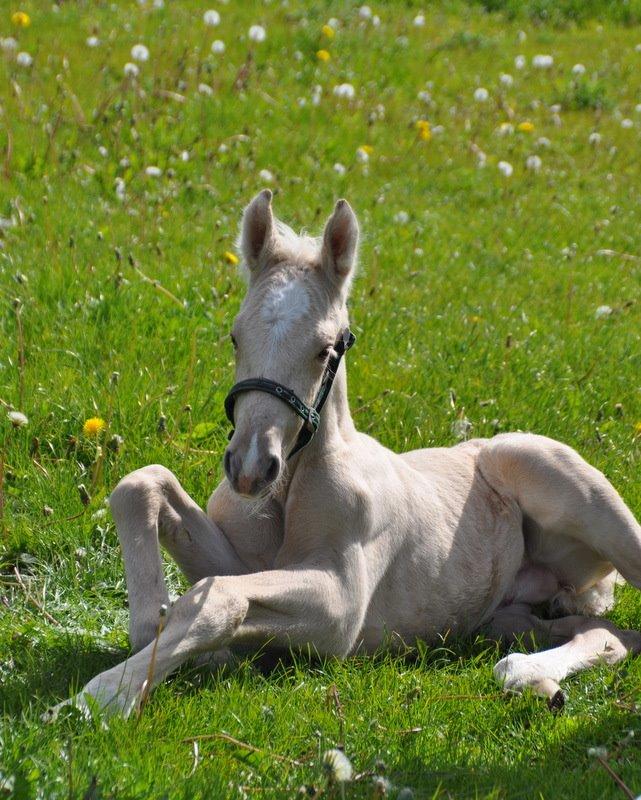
[224,327,356,459]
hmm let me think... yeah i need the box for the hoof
[547,689,566,713]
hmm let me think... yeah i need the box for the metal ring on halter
[224,327,356,459]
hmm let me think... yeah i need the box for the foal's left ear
[320,199,359,286]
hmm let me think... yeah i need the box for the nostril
[223,449,233,480]
[265,455,280,484]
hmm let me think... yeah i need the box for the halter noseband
[224,327,356,459]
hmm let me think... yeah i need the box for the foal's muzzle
[224,440,282,498]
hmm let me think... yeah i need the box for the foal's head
[224,190,359,498]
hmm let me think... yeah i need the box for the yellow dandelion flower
[224,250,239,265]
[360,144,374,155]
[11,10,30,27]
[634,421,641,438]
[517,121,534,133]
[322,24,335,39]
[316,49,331,62]
[416,119,431,141]
[83,417,106,437]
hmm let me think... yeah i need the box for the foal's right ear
[239,189,275,274]
[320,199,359,287]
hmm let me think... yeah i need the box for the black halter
[224,327,356,459]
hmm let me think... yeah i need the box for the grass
[1,1,641,797]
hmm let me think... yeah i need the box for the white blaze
[261,278,310,340]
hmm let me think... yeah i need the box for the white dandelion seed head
[474,87,489,102]
[536,136,551,148]
[124,62,140,77]
[589,131,602,145]
[497,160,513,177]
[635,43,641,53]
[621,118,634,128]
[0,37,18,53]
[333,162,346,175]
[258,168,274,182]
[356,146,370,163]
[131,43,149,62]
[86,36,100,48]
[532,54,553,69]
[248,24,266,42]
[413,13,425,27]
[572,63,586,75]
[333,82,355,99]
[514,54,526,70]
[203,9,221,26]
[322,749,353,783]
[8,410,28,428]
[16,51,33,67]
[500,73,514,87]
[517,29,527,42]
[497,122,514,136]
[526,154,542,172]
[635,103,641,113]
[180,150,190,161]
[327,17,340,29]
[595,305,612,319]
[115,177,126,200]
[211,39,225,54]
[587,746,608,758]
[394,210,409,224]
[145,165,162,177]
[98,145,108,158]
[198,82,214,96]
[359,5,373,19]
[372,15,381,26]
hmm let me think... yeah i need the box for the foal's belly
[357,440,524,651]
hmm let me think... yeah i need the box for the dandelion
[636,103,641,113]
[500,73,513,87]
[517,121,534,133]
[131,43,149,62]
[203,9,220,26]
[83,417,106,437]
[359,5,373,19]
[621,118,634,129]
[322,749,353,783]
[333,82,355,99]
[572,63,586,75]
[322,23,335,38]
[417,89,431,104]
[16,51,33,67]
[124,62,139,77]
[316,49,330,62]
[514,54,526,69]
[198,82,214,96]
[333,162,346,175]
[311,84,322,105]
[533,54,553,69]
[180,150,190,161]
[536,136,551,147]
[413,13,425,27]
[86,36,100,47]
[497,160,513,177]
[11,11,30,27]
[0,37,18,52]
[587,746,608,759]
[497,122,514,136]
[248,24,266,43]
[595,305,612,319]
[394,211,409,224]
[8,410,28,428]
[146,165,162,177]
[356,145,373,163]
[115,177,126,201]
[634,421,641,438]
[211,39,225,54]
[526,154,542,172]
[474,87,489,102]
[224,250,239,265]
[259,168,274,182]
[416,119,431,141]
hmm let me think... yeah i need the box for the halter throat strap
[224,327,356,459]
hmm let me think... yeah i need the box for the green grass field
[2,1,641,797]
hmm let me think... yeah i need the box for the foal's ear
[321,199,359,286]
[239,189,275,273]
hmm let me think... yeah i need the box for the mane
[236,218,322,281]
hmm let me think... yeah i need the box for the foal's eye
[317,345,332,361]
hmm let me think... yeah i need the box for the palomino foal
[58,191,641,716]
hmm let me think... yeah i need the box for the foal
[56,191,641,716]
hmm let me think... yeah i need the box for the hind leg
[491,607,641,703]
[480,433,641,590]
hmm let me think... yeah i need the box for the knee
[109,464,175,520]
